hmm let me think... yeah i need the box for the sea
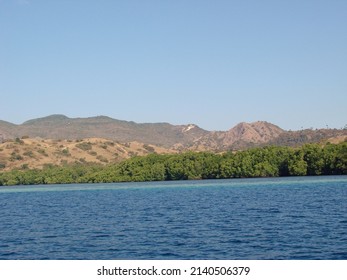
[0,176,346,260]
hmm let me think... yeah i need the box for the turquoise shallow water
[0,176,346,259]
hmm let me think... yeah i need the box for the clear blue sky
[1,0,346,131]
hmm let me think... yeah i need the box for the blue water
[0,176,346,259]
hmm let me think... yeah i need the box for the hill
[0,137,175,171]
[0,115,209,148]
[190,121,285,150]
[1,115,346,171]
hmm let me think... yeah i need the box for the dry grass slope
[0,138,175,171]
[1,115,346,161]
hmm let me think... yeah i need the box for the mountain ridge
[1,115,346,151]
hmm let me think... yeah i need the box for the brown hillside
[1,115,346,153]
[222,121,284,146]
[0,115,209,148]
[0,138,175,171]
[188,121,285,150]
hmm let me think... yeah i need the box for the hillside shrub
[37,149,48,157]
[23,151,34,158]
[96,155,108,163]
[15,138,24,144]
[143,144,155,153]
[10,152,23,161]
[76,142,92,151]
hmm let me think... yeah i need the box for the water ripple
[0,176,346,259]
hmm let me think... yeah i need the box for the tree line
[0,142,346,186]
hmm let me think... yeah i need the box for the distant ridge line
[0,114,346,150]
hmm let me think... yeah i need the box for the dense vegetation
[0,142,346,186]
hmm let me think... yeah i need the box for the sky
[0,0,346,131]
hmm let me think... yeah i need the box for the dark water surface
[0,176,346,259]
